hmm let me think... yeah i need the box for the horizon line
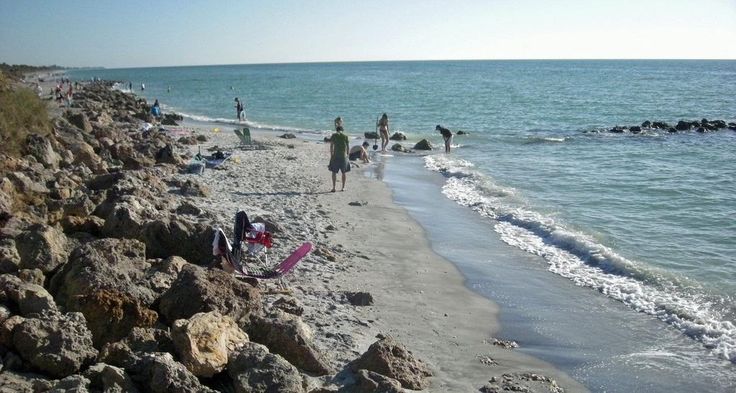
[70,57,736,71]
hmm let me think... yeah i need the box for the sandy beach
[183,123,588,392]
[0,74,589,392]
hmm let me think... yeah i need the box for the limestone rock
[389,132,407,141]
[0,238,21,273]
[49,374,91,392]
[13,311,98,378]
[127,352,217,393]
[15,224,68,273]
[350,337,432,390]
[413,139,433,150]
[64,112,92,132]
[345,291,374,306]
[273,296,305,316]
[140,217,215,264]
[0,274,58,317]
[390,143,407,153]
[25,133,61,169]
[172,311,248,377]
[228,342,305,393]
[49,238,159,347]
[83,363,140,393]
[248,311,331,375]
[352,369,404,393]
[158,264,261,324]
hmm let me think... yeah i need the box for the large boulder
[675,120,692,131]
[64,112,92,132]
[13,311,98,378]
[49,238,159,347]
[0,274,58,317]
[391,144,407,153]
[70,141,106,173]
[140,217,215,264]
[248,311,331,375]
[15,224,68,273]
[127,352,217,393]
[389,132,407,141]
[413,139,433,150]
[83,363,140,393]
[350,337,432,390]
[25,134,61,169]
[228,342,305,393]
[158,264,261,325]
[172,311,248,377]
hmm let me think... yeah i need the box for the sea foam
[424,154,736,363]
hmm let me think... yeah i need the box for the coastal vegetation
[0,70,52,157]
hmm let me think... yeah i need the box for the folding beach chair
[233,127,252,146]
[211,210,312,287]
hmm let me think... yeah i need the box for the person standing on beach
[328,125,350,192]
[334,116,344,130]
[377,113,390,152]
[436,125,453,153]
[235,98,245,122]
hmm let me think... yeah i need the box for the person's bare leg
[331,172,336,192]
[341,171,346,191]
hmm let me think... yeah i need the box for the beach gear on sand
[212,210,312,285]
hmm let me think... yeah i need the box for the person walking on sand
[377,113,390,152]
[436,125,453,153]
[328,125,350,192]
[235,98,245,122]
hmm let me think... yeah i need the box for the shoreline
[184,120,588,392]
[1,72,586,391]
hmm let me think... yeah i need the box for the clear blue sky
[1,0,735,68]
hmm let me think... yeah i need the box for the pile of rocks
[0,81,433,391]
[600,118,736,134]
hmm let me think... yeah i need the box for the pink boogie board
[275,242,313,275]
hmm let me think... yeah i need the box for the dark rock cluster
[600,118,735,134]
[0,80,433,391]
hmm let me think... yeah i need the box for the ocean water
[71,60,736,391]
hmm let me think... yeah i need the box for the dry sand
[177,125,588,392]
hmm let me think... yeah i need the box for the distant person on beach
[328,125,350,192]
[128,82,132,91]
[141,83,145,91]
[349,141,371,164]
[436,125,453,153]
[235,98,245,122]
[334,116,343,130]
[378,113,389,152]
[151,99,161,118]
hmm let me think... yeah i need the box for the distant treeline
[0,63,64,80]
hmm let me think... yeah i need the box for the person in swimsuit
[235,98,245,122]
[378,113,389,152]
[436,125,453,153]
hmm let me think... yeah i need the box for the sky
[1,0,735,68]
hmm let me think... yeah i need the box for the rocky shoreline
[0,78,585,392]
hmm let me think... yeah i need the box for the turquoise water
[71,61,736,390]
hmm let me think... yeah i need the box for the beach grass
[0,71,52,156]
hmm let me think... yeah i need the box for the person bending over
[328,126,350,192]
[349,141,371,163]
[436,124,453,153]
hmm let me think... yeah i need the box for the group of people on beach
[326,114,455,191]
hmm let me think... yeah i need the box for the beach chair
[212,211,312,287]
[234,127,253,146]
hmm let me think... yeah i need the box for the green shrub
[0,71,52,156]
